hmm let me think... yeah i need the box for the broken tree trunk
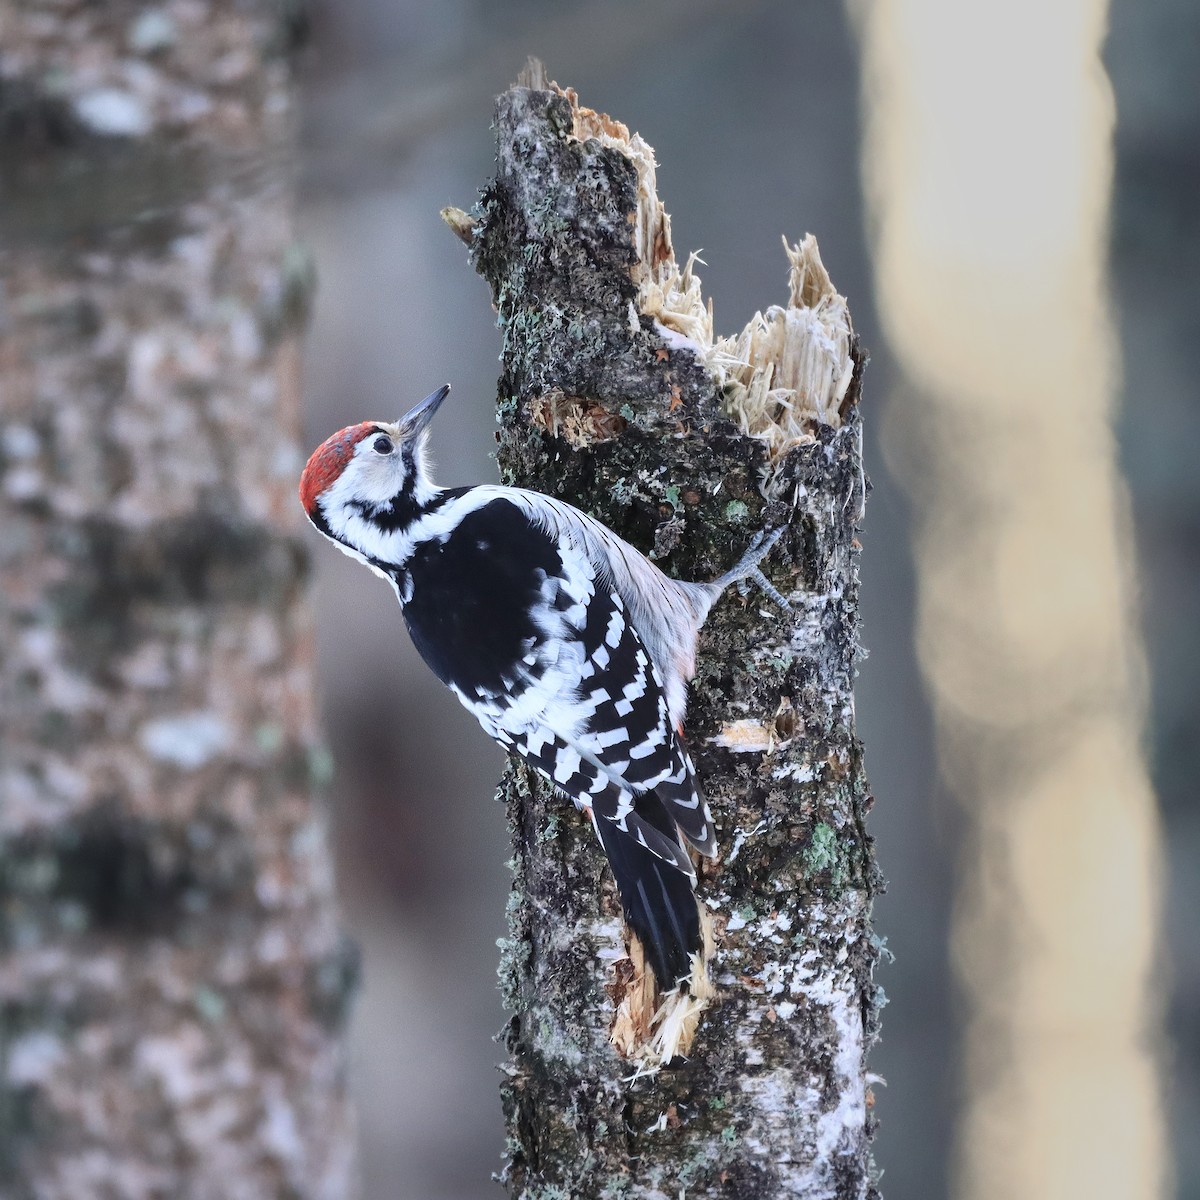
[448,65,881,1199]
[0,6,355,1197]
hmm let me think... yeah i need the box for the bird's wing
[401,493,715,861]
[501,489,719,730]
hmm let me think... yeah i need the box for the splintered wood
[527,62,857,470]
[610,915,717,1069]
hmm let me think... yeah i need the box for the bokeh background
[291,2,1196,1198]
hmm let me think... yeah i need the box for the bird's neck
[334,477,469,582]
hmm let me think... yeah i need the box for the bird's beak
[398,384,450,438]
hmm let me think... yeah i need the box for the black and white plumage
[300,385,781,990]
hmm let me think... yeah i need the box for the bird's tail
[594,799,702,992]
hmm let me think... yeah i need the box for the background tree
[0,5,355,1196]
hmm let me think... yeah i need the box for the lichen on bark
[453,66,882,1199]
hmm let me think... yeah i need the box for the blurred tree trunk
[0,6,356,1198]
[456,66,881,1199]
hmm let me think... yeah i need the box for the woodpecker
[300,385,782,992]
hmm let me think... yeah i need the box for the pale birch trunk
[0,5,355,1197]
[854,4,1167,1198]
[447,65,882,1199]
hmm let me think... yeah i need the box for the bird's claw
[715,527,791,612]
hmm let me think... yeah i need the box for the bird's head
[299,384,450,547]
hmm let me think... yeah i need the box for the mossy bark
[0,6,354,1197]
[463,79,882,1199]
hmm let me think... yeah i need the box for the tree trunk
[451,64,881,1199]
[0,6,355,1198]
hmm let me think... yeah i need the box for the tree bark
[453,65,881,1199]
[0,6,355,1198]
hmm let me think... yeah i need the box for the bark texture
[0,6,355,1198]
[459,70,881,1199]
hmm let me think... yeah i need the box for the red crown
[299,422,377,514]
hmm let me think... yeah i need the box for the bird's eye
[372,435,394,455]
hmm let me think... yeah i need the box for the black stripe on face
[349,485,469,541]
[307,505,334,539]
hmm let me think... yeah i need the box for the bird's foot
[713,527,791,611]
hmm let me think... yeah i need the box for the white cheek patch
[347,439,411,508]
